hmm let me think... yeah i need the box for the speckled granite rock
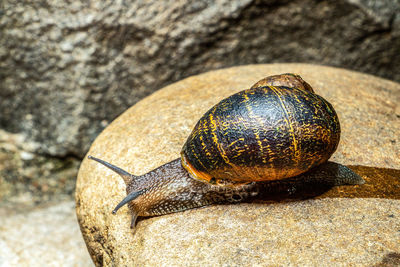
[76,64,400,266]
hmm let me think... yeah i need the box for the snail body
[89,74,364,228]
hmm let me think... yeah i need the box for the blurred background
[0,0,399,265]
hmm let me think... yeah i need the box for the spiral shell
[181,76,340,184]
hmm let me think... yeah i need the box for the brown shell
[251,73,315,93]
[181,74,340,184]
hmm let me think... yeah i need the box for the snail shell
[182,75,339,184]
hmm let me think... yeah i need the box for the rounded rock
[76,64,400,266]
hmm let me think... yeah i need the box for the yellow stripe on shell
[268,86,301,167]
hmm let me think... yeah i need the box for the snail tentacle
[88,155,136,185]
[112,189,146,214]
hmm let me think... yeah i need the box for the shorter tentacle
[112,189,146,214]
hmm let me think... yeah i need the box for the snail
[88,73,364,228]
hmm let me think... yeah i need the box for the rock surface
[76,64,400,266]
[1,0,400,157]
[0,129,79,212]
[84,199,399,267]
[0,201,92,266]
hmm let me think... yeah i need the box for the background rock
[76,64,400,266]
[0,201,92,266]
[0,129,79,212]
[1,0,399,157]
[0,129,87,266]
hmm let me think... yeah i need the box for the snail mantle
[76,64,400,266]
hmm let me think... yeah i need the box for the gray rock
[0,201,92,266]
[1,0,399,157]
[0,129,79,211]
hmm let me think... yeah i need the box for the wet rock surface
[1,0,399,157]
[76,64,400,266]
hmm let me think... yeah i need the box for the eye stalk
[87,155,136,185]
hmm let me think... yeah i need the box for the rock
[82,199,400,266]
[76,64,400,266]
[0,201,92,266]
[1,0,400,157]
[0,129,79,212]
[0,129,85,266]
